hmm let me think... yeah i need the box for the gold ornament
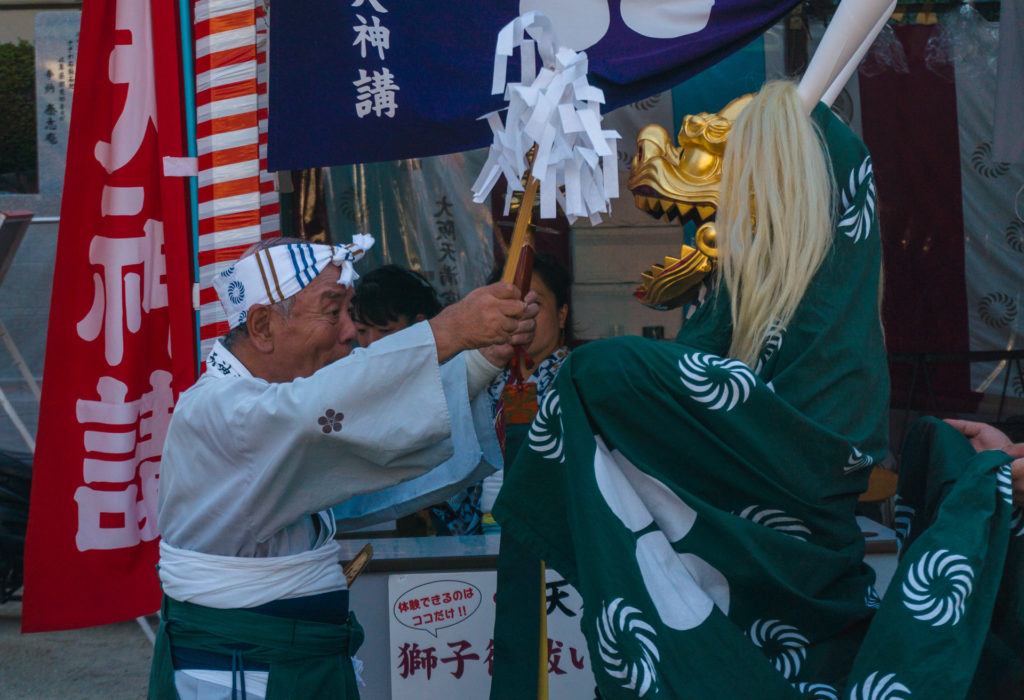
[627,94,752,309]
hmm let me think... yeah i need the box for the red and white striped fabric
[255,2,279,239]
[194,0,279,358]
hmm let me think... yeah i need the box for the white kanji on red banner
[76,220,169,366]
[93,0,156,174]
[23,0,195,633]
[73,370,174,551]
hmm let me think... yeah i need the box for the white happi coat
[157,321,501,697]
[160,320,500,556]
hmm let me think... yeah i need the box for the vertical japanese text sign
[22,0,196,632]
[390,571,596,698]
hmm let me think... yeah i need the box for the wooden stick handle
[501,175,540,286]
[342,543,374,587]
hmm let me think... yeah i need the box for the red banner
[22,0,196,632]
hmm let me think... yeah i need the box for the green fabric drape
[491,423,544,699]
[849,417,1020,699]
[491,103,1023,698]
[149,595,364,699]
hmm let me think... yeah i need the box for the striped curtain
[194,0,279,358]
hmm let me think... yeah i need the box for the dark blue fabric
[171,590,350,672]
[430,483,483,536]
[268,0,798,169]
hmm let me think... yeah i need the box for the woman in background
[481,253,574,529]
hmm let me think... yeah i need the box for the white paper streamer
[471,11,621,224]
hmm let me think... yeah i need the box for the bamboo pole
[500,175,540,285]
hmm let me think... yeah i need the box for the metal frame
[890,349,1024,449]
[0,212,38,453]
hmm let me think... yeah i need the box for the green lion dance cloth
[491,105,1023,698]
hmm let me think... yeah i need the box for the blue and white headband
[214,234,375,329]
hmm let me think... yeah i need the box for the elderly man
[148,236,536,699]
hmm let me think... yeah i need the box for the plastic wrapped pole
[326,150,495,303]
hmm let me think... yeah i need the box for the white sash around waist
[159,539,347,609]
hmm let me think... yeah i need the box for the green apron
[491,103,1023,698]
[149,595,364,699]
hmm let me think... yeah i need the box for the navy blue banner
[268,1,798,169]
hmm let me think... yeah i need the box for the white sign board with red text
[388,570,597,698]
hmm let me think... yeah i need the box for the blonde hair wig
[716,81,836,367]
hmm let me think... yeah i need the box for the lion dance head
[626,94,751,309]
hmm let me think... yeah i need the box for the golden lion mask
[626,94,752,310]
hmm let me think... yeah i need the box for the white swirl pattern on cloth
[596,597,661,697]
[893,496,915,552]
[997,463,1014,505]
[839,156,877,243]
[747,619,809,679]
[755,321,785,375]
[528,389,565,462]
[794,682,839,700]
[846,447,875,474]
[678,352,756,411]
[848,671,911,700]
[735,505,812,540]
[901,549,974,627]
